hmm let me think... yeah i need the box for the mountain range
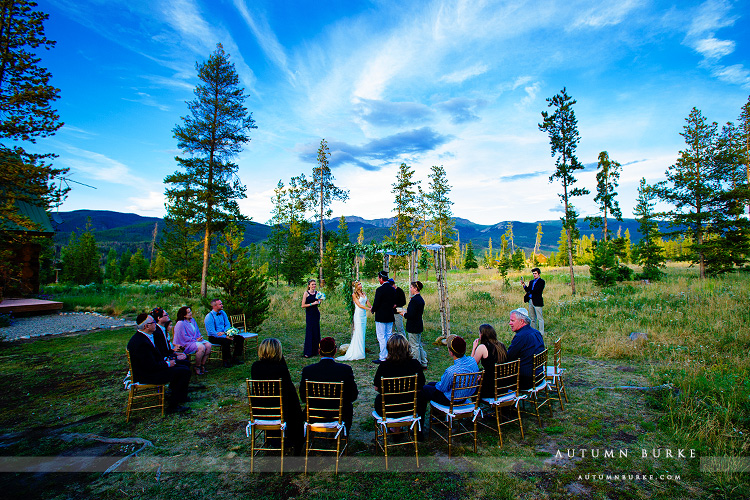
[51,210,658,255]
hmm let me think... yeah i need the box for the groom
[370,270,396,364]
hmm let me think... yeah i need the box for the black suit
[127,331,191,406]
[522,277,545,333]
[154,325,191,368]
[523,277,545,307]
[371,281,396,323]
[403,294,425,334]
[299,358,358,432]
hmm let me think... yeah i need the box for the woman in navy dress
[301,279,321,357]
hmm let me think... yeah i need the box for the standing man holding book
[521,267,545,334]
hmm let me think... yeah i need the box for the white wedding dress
[337,294,367,361]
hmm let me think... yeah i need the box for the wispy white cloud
[686,0,736,37]
[58,145,147,188]
[122,91,171,111]
[126,191,164,213]
[232,0,296,85]
[440,63,489,84]
[159,0,217,55]
[694,36,735,59]
[711,64,750,87]
[519,82,541,107]
[680,0,747,87]
[59,125,98,139]
[571,0,644,28]
[140,74,195,92]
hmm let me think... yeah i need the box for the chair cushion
[430,401,475,415]
[546,366,565,376]
[239,332,258,339]
[482,391,519,405]
[372,411,419,425]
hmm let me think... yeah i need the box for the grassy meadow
[1,265,748,499]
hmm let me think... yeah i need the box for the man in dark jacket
[299,337,359,433]
[521,267,545,334]
[150,307,190,369]
[506,307,545,390]
[370,270,396,363]
[127,313,191,413]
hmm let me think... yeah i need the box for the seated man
[299,337,359,434]
[150,307,190,369]
[506,307,546,390]
[419,334,479,417]
[204,298,244,367]
[127,313,191,413]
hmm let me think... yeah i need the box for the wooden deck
[0,298,63,315]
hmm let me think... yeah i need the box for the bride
[337,280,369,361]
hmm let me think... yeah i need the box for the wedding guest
[373,334,426,438]
[506,307,545,390]
[205,298,244,367]
[128,313,191,413]
[419,335,479,418]
[151,307,190,369]
[250,338,304,455]
[173,306,211,375]
[471,324,508,398]
[299,337,358,433]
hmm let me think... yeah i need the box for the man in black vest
[370,270,396,363]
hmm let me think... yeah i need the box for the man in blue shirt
[419,335,479,418]
[506,307,545,390]
[204,299,244,367]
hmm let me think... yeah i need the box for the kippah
[319,337,336,356]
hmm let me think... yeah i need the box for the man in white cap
[506,307,545,390]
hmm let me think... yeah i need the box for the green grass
[1,264,748,499]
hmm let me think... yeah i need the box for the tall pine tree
[539,88,589,295]
[309,139,348,284]
[633,178,665,280]
[165,44,256,297]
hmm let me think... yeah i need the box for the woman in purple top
[173,306,212,375]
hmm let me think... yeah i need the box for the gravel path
[0,312,136,341]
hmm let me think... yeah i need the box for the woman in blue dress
[301,279,321,357]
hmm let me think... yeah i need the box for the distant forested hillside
[52,209,658,256]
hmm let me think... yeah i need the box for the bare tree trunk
[563,183,576,295]
[603,210,608,242]
[319,185,323,284]
[201,219,210,297]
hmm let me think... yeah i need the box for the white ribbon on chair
[303,421,347,439]
[245,420,286,437]
[525,379,549,395]
[371,411,422,431]
[482,391,528,408]
[123,370,133,390]
[430,401,483,424]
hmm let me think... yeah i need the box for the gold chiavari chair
[372,374,420,469]
[303,380,347,474]
[245,379,285,474]
[124,350,166,422]
[428,371,483,458]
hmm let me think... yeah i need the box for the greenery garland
[337,241,425,318]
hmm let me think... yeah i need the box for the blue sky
[34,0,750,226]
